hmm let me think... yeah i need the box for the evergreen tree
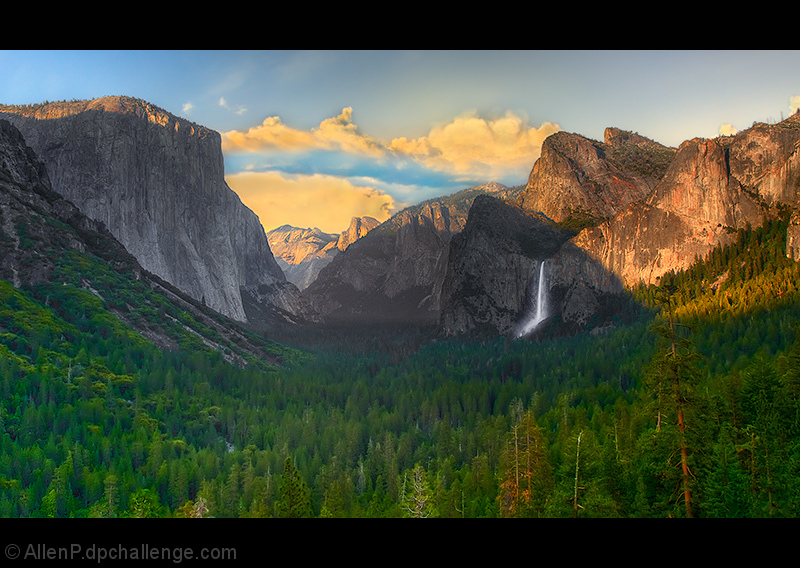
[275,456,313,518]
[497,402,553,517]
[399,463,437,518]
[125,488,165,518]
[643,280,702,518]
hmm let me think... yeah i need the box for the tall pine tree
[275,456,313,518]
[643,279,702,518]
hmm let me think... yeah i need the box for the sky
[1,49,799,234]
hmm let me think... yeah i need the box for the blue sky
[1,50,798,233]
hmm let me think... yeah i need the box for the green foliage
[275,456,313,518]
[2,213,800,517]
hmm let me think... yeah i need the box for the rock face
[439,195,625,336]
[788,209,800,260]
[267,216,379,290]
[0,118,292,364]
[725,113,800,207]
[575,113,800,287]
[304,182,521,323]
[519,128,675,225]
[0,118,125,288]
[0,96,316,326]
[442,114,800,337]
[336,216,380,251]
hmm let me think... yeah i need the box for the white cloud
[182,102,194,114]
[718,123,738,136]
[219,96,248,116]
[791,94,800,114]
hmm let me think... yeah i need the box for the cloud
[389,110,560,181]
[182,102,194,114]
[222,107,559,183]
[791,94,800,114]
[222,107,385,157]
[718,123,738,136]
[221,108,559,232]
[225,170,396,233]
[219,96,248,116]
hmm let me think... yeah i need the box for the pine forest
[2,208,800,521]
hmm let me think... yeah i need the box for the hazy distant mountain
[267,217,380,290]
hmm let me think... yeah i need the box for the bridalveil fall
[517,260,549,337]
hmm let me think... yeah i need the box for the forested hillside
[2,208,800,519]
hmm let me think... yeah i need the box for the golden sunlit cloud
[389,110,560,180]
[719,123,738,136]
[222,108,560,233]
[222,107,559,181]
[791,95,800,114]
[226,170,396,234]
[222,107,386,157]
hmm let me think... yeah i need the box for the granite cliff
[440,195,626,337]
[575,113,800,287]
[519,128,675,226]
[0,118,288,364]
[0,96,316,327]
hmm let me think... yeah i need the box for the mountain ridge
[302,181,522,323]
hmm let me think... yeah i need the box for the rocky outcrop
[519,128,675,225]
[267,216,379,290]
[440,195,625,337]
[304,182,521,323]
[336,216,380,251]
[573,117,800,286]
[0,96,316,326]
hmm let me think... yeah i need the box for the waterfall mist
[516,259,548,337]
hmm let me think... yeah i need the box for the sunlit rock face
[573,113,800,287]
[519,128,674,224]
[0,96,316,325]
[725,112,800,207]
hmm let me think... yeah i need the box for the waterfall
[517,259,548,337]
